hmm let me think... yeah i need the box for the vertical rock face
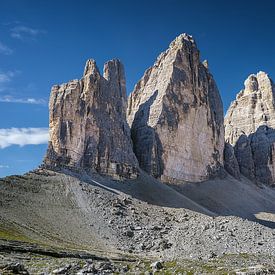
[127,34,224,183]
[224,72,275,185]
[44,59,139,179]
[223,142,241,179]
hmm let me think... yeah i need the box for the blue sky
[0,0,275,177]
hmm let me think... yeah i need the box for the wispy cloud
[0,42,13,55]
[0,96,47,105]
[0,165,9,168]
[0,71,15,83]
[0,128,49,149]
[10,25,45,40]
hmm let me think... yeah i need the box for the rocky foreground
[1,169,275,274]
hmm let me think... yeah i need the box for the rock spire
[44,59,139,179]
[127,33,224,183]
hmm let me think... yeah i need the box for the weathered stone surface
[225,72,275,144]
[44,59,139,179]
[233,135,254,180]
[224,72,275,185]
[223,143,240,179]
[127,33,224,183]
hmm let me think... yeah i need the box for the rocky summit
[127,33,224,183]
[44,59,139,179]
[225,72,275,185]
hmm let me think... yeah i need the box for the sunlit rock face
[127,34,224,183]
[44,59,139,179]
[225,72,275,185]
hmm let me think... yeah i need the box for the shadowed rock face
[225,72,275,185]
[223,142,240,179]
[44,59,139,179]
[127,34,224,183]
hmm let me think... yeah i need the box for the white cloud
[10,26,45,40]
[0,71,15,83]
[0,128,49,149]
[0,42,13,55]
[0,165,9,168]
[0,96,47,105]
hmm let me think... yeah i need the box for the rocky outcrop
[223,143,240,179]
[127,33,224,183]
[224,72,275,185]
[44,59,139,179]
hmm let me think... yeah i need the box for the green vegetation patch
[0,224,33,243]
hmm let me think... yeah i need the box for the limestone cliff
[224,72,275,185]
[44,59,139,179]
[127,34,224,183]
[223,142,241,179]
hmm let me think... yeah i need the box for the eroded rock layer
[225,72,275,185]
[127,34,224,183]
[44,59,139,179]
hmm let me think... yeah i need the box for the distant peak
[245,71,270,81]
[257,70,268,76]
[256,71,271,80]
[244,71,272,92]
[83,59,99,77]
[169,33,196,49]
[104,59,123,74]
[244,74,258,92]
[105,58,122,66]
[177,33,195,42]
[103,59,125,82]
[242,71,273,95]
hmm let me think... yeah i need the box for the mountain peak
[241,71,273,95]
[225,71,275,185]
[83,59,99,77]
[127,33,224,183]
[44,59,138,179]
[169,33,196,48]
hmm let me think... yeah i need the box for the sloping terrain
[1,169,275,273]
[0,168,212,255]
[171,175,275,228]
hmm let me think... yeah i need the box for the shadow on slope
[168,174,275,229]
[66,169,215,216]
[67,167,275,229]
[1,166,275,238]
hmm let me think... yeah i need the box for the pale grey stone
[225,72,275,185]
[44,59,139,179]
[127,33,224,183]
